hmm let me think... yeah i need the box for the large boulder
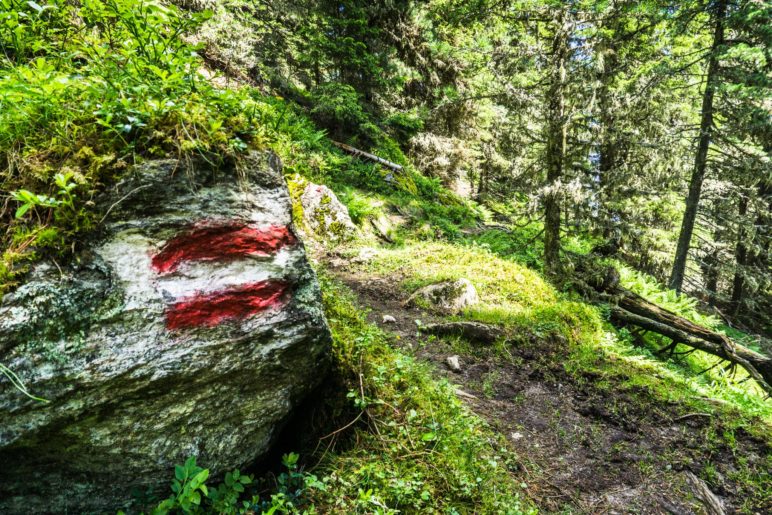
[0,152,331,513]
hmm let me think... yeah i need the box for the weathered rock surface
[0,152,331,513]
[406,278,479,312]
[299,182,358,242]
[446,355,462,373]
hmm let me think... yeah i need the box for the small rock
[351,247,377,263]
[446,355,462,372]
[406,278,478,312]
[510,432,524,440]
[299,183,358,242]
[382,315,396,324]
[328,257,346,268]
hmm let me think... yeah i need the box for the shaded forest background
[183,0,770,334]
[1,0,771,512]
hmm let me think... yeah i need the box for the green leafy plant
[208,469,254,514]
[153,457,211,514]
[146,454,322,515]
[12,171,77,220]
[271,452,325,508]
[11,188,59,219]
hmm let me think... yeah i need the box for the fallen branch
[610,306,772,397]
[420,321,503,345]
[570,255,772,398]
[673,412,712,422]
[461,223,513,235]
[684,471,725,515]
[331,140,403,172]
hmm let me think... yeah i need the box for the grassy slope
[274,107,770,508]
[3,2,770,512]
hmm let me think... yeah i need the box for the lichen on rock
[406,278,479,313]
[297,182,358,243]
[0,152,331,513]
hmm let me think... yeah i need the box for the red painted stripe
[166,280,289,330]
[152,223,296,274]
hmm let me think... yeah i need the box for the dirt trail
[331,265,771,515]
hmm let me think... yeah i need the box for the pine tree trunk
[669,0,726,293]
[597,46,618,239]
[477,163,488,200]
[544,12,570,277]
[730,196,748,314]
[703,247,720,306]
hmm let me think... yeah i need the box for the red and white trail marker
[151,221,297,329]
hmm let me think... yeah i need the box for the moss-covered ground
[3,2,770,512]
[314,233,770,512]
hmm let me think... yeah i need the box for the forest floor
[329,258,771,514]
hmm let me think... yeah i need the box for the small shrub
[144,454,322,515]
[309,83,373,140]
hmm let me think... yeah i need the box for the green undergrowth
[617,265,721,329]
[463,225,599,272]
[0,0,477,297]
[309,272,535,514]
[342,238,772,429]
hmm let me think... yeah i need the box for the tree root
[420,321,503,345]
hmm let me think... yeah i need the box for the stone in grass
[406,278,479,313]
[0,152,331,513]
[446,355,462,372]
[382,314,397,324]
[351,246,378,264]
[299,183,358,242]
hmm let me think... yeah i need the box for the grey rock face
[0,152,331,513]
[406,278,479,313]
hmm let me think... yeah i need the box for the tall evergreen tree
[669,0,727,293]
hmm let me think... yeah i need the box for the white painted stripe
[153,245,300,301]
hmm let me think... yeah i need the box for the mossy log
[610,288,772,397]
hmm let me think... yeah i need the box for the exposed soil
[330,262,771,515]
